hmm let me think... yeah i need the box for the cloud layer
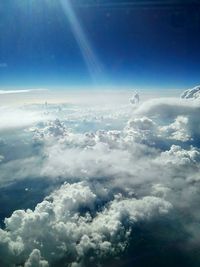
[0,89,200,266]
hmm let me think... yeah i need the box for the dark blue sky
[0,0,200,89]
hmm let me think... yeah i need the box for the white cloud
[24,249,49,267]
[0,89,48,95]
[0,107,42,131]
[159,116,190,142]
[134,97,200,120]
[1,89,200,266]
[157,145,200,166]
[0,182,171,267]
[181,85,200,100]
[130,91,140,105]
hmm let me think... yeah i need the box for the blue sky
[0,0,200,90]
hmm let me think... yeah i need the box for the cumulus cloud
[157,145,200,166]
[181,85,200,100]
[1,89,200,266]
[0,182,171,267]
[159,116,190,142]
[24,250,49,267]
[132,97,200,147]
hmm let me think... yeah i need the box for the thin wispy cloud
[0,89,48,95]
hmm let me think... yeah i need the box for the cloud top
[0,87,200,266]
[181,85,200,100]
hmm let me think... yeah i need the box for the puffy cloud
[1,89,200,266]
[132,97,200,147]
[181,85,200,100]
[31,119,69,140]
[151,184,171,198]
[134,97,200,120]
[0,182,171,267]
[40,141,132,180]
[124,117,157,145]
[157,145,200,166]
[159,116,190,142]
[24,250,49,267]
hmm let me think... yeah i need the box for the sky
[0,0,200,90]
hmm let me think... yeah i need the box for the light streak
[60,0,103,83]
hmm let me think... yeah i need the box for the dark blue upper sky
[0,0,200,90]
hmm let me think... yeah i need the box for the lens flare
[59,0,102,83]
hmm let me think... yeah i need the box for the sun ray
[59,0,102,84]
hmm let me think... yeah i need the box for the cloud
[0,155,4,163]
[0,107,43,131]
[24,250,49,267]
[130,91,140,105]
[0,89,200,266]
[0,182,171,267]
[181,85,200,100]
[132,97,200,146]
[134,97,199,119]
[159,116,190,142]
[157,145,200,166]
[0,89,48,95]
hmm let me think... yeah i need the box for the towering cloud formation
[130,91,140,105]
